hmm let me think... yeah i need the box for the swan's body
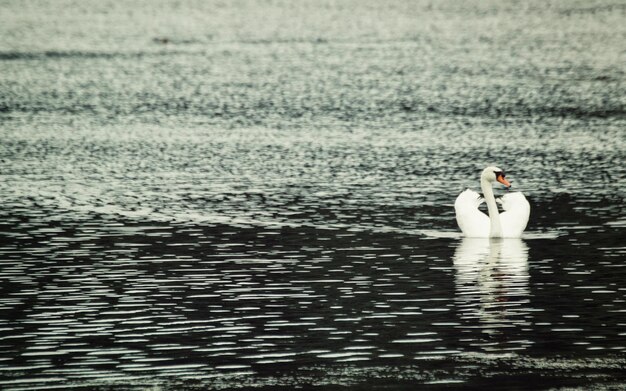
[455,166,530,238]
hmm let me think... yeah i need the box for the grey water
[1,1,625,389]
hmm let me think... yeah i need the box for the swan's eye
[494,171,505,178]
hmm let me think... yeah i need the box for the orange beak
[497,174,511,188]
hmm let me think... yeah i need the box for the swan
[455,166,530,238]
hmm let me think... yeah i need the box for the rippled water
[1,1,625,389]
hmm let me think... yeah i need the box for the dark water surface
[1,1,625,389]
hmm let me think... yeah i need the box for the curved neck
[481,178,502,237]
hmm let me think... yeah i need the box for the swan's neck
[481,178,502,237]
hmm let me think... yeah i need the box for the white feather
[455,189,490,238]
[499,192,531,238]
[455,189,530,238]
[454,166,531,238]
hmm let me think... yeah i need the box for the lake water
[1,1,625,389]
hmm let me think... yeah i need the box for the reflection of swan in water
[453,238,532,352]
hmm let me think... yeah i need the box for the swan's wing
[499,192,530,238]
[455,189,490,238]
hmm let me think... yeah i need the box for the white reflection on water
[454,238,532,352]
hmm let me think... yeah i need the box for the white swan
[455,166,530,238]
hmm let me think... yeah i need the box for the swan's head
[481,166,511,188]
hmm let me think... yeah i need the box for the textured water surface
[1,0,625,390]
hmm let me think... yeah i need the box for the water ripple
[1,0,625,389]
